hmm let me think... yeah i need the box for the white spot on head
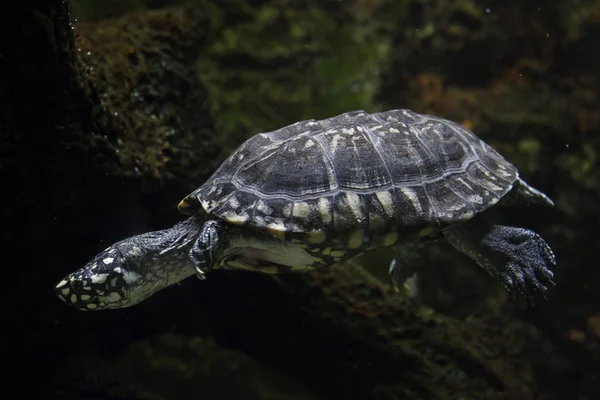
[388,127,400,134]
[80,294,91,301]
[102,257,114,265]
[60,288,69,296]
[106,292,122,302]
[86,303,98,309]
[56,279,68,288]
[342,127,355,135]
[91,274,108,284]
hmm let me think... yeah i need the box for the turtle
[55,109,556,310]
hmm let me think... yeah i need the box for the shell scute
[182,109,519,233]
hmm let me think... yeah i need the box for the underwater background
[2,0,600,399]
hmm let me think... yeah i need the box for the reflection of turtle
[56,109,556,310]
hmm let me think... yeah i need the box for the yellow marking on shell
[282,203,292,216]
[456,177,473,190]
[291,238,305,244]
[347,229,365,249]
[345,192,363,220]
[222,212,249,225]
[322,247,332,255]
[306,230,326,244]
[318,197,332,224]
[293,201,311,218]
[330,250,346,258]
[375,191,395,216]
[228,196,240,209]
[399,187,423,214]
[419,226,436,238]
[461,210,475,221]
[256,199,273,215]
[383,232,399,247]
[265,226,286,240]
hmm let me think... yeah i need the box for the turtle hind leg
[443,218,556,303]
[189,219,228,279]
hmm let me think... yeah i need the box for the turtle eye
[71,280,84,293]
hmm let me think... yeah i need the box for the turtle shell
[178,110,518,235]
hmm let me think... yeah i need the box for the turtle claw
[444,222,556,303]
[195,267,207,280]
[488,229,556,302]
[189,247,209,280]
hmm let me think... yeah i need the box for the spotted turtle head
[55,241,148,310]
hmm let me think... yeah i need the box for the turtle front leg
[443,219,556,302]
[189,219,228,280]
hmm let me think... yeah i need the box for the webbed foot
[444,221,556,303]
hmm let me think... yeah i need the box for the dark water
[3,1,599,399]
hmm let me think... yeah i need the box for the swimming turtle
[56,109,556,310]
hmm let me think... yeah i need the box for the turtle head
[55,240,151,310]
[56,226,198,310]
